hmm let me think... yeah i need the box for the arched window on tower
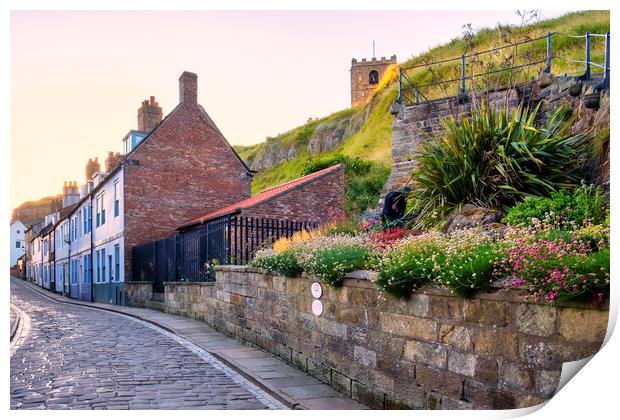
[369,70,379,85]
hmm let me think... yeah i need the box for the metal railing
[132,215,319,289]
[397,31,610,107]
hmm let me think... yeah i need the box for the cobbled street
[10,279,281,410]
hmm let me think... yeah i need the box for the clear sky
[10,10,569,210]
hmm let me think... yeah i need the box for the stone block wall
[383,75,610,194]
[124,281,154,307]
[165,282,216,323]
[163,266,608,410]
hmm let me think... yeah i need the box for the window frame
[115,244,120,283]
[114,179,120,217]
[369,69,379,85]
[96,196,101,227]
[101,191,106,225]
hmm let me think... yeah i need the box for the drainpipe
[90,196,95,303]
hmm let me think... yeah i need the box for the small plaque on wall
[312,299,323,316]
[311,282,322,299]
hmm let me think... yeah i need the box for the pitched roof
[54,203,78,228]
[39,222,54,237]
[23,219,44,229]
[178,164,343,230]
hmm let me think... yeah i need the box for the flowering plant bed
[251,193,609,305]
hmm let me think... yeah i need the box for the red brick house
[122,71,254,281]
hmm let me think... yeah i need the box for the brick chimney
[179,71,198,105]
[62,181,79,207]
[137,96,163,132]
[105,151,123,173]
[85,157,101,181]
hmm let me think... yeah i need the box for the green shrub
[375,246,437,298]
[503,183,608,227]
[411,102,587,228]
[435,244,501,298]
[302,245,370,287]
[302,154,390,215]
[250,251,303,277]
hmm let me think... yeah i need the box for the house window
[15,241,20,248]
[369,70,379,84]
[17,230,20,234]
[108,255,113,282]
[96,196,101,227]
[96,250,101,283]
[101,249,106,283]
[83,206,88,234]
[84,255,90,284]
[114,180,119,217]
[86,205,92,234]
[115,244,120,283]
[101,191,106,225]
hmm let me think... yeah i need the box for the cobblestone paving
[10,279,280,410]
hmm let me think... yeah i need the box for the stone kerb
[173,265,609,410]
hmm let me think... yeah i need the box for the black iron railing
[397,31,610,107]
[132,215,319,289]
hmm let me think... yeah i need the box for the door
[108,254,113,303]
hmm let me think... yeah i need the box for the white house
[10,220,26,267]
[50,168,124,304]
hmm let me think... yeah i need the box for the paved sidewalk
[13,278,367,410]
[10,306,20,341]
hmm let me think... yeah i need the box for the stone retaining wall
[124,281,154,307]
[162,266,608,410]
[383,75,610,194]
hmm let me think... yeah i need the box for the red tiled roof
[178,164,343,229]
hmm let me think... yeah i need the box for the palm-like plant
[411,101,587,227]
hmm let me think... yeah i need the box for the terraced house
[27,71,254,305]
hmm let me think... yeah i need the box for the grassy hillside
[236,10,609,199]
[12,195,61,225]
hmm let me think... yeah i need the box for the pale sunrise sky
[10,10,569,210]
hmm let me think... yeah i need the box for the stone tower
[350,55,397,107]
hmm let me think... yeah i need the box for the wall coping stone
[215,265,608,310]
[125,281,154,285]
[165,282,215,287]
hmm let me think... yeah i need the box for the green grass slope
[235,11,609,198]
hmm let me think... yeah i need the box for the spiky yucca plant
[411,102,587,227]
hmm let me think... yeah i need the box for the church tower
[350,55,397,106]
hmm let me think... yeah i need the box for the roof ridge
[178,163,343,229]
[254,164,342,196]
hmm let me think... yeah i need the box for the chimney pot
[179,71,198,105]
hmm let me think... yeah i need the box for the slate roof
[57,203,78,222]
[178,164,343,230]
[39,222,54,237]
